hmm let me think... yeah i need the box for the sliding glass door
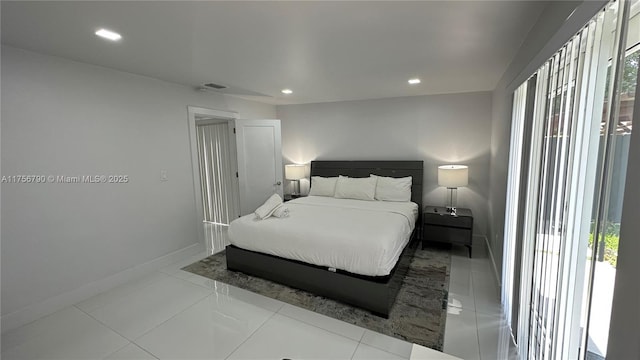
[582,1,638,357]
[502,1,638,358]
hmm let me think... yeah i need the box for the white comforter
[228,196,418,276]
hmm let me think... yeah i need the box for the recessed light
[281,89,293,95]
[408,78,421,85]
[95,28,122,41]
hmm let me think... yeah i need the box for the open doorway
[187,107,284,254]
[187,106,239,254]
[195,118,239,225]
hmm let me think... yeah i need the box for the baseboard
[1,242,204,334]
[483,235,502,289]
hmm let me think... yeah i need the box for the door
[234,119,283,215]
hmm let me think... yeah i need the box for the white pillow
[371,174,412,202]
[309,176,338,197]
[334,176,376,201]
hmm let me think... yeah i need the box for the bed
[225,160,423,317]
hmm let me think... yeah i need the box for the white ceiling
[1,1,548,105]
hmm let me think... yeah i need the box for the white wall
[276,92,492,237]
[224,95,277,119]
[0,46,275,330]
[488,0,607,282]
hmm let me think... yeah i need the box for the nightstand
[423,206,473,257]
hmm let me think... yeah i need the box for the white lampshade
[285,164,305,180]
[438,165,468,188]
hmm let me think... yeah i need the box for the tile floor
[443,244,518,360]
[1,228,517,360]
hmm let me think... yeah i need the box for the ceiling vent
[195,83,270,98]
[201,82,228,90]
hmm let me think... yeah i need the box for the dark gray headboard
[310,160,424,214]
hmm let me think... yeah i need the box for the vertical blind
[196,121,238,225]
[521,14,611,359]
[502,81,529,330]
[527,40,579,360]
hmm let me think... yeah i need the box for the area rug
[182,246,451,351]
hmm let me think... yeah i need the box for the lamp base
[445,187,459,214]
[291,179,301,196]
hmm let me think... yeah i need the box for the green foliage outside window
[588,222,620,267]
[604,50,638,98]
[621,51,639,95]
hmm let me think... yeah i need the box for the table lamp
[285,164,305,196]
[438,165,468,214]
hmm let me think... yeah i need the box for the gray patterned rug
[182,246,451,351]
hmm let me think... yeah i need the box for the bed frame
[226,160,423,317]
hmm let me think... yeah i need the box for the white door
[234,119,283,215]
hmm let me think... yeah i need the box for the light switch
[160,170,168,181]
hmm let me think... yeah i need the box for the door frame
[187,106,238,247]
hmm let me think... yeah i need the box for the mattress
[227,196,418,276]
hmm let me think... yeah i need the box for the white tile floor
[443,244,518,360]
[1,232,516,360]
